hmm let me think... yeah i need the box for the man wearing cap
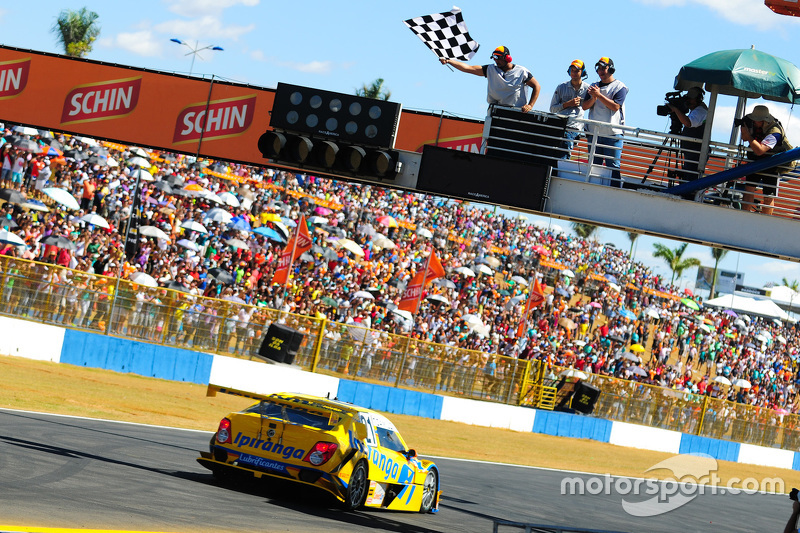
[668,87,708,187]
[441,45,541,152]
[582,57,628,187]
[739,105,793,216]
[550,60,590,160]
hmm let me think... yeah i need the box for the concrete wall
[4,317,797,471]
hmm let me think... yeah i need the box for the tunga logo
[561,454,784,517]
[173,94,256,145]
[61,77,142,125]
[0,58,30,99]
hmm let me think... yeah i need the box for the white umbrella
[777,335,788,344]
[130,168,154,182]
[461,314,484,326]
[42,187,80,210]
[416,227,433,238]
[21,200,49,212]
[129,271,158,288]
[12,125,38,136]
[225,238,250,250]
[426,294,450,305]
[390,309,413,322]
[618,351,641,362]
[573,340,587,347]
[218,191,240,207]
[475,264,493,276]
[77,136,98,146]
[177,239,200,251]
[559,368,588,380]
[732,378,752,389]
[308,216,328,225]
[755,333,769,343]
[629,366,648,377]
[372,236,396,250]
[337,238,365,257]
[139,225,170,241]
[127,156,150,167]
[645,308,661,319]
[455,266,476,277]
[698,324,711,333]
[511,275,528,286]
[181,220,208,234]
[204,208,233,223]
[352,290,375,300]
[713,376,732,386]
[106,156,119,168]
[607,283,621,292]
[562,269,575,277]
[0,230,26,247]
[129,147,149,158]
[202,192,224,204]
[79,213,110,229]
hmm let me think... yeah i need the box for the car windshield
[243,401,335,430]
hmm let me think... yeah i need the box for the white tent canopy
[705,294,790,321]
[766,285,800,313]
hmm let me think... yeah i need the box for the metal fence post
[310,317,326,373]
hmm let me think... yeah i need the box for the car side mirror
[404,449,417,459]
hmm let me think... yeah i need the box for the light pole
[170,39,223,75]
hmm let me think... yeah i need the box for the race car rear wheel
[344,461,368,510]
[420,469,438,513]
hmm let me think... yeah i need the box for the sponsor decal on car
[231,431,306,460]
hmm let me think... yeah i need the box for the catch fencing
[0,254,797,450]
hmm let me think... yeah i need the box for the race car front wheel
[344,461,368,510]
[420,469,438,513]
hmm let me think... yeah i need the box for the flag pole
[281,220,301,309]
[395,248,433,388]
[517,271,539,339]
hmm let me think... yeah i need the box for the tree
[781,277,800,292]
[626,232,639,260]
[652,242,701,286]
[571,222,598,241]
[355,78,391,101]
[708,247,729,299]
[51,8,100,58]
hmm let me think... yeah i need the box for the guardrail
[1,253,798,450]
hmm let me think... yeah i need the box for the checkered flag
[403,6,480,61]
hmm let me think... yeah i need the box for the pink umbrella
[589,301,602,308]
[314,206,333,216]
[377,215,398,228]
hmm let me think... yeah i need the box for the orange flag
[516,278,545,338]
[397,250,445,313]
[271,214,313,285]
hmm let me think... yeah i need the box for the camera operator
[667,87,707,185]
[738,105,793,216]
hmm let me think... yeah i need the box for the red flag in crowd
[397,250,445,313]
[516,278,545,338]
[271,214,312,285]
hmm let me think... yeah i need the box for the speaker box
[283,329,305,365]
[259,323,296,363]
[485,107,567,166]
[571,382,601,414]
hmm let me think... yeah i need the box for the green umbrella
[674,48,800,103]
[680,297,701,311]
[321,296,339,307]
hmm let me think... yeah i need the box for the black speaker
[259,323,296,363]
[284,329,305,365]
[485,107,567,167]
[571,382,601,415]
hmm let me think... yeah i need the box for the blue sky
[2,0,800,291]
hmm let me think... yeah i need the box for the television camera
[656,91,689,135]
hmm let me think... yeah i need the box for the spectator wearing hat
[550,59,590,160]
[440,45,541,152]
[739,105,793,216]
[668,87,708,188]
[582,57,628,187]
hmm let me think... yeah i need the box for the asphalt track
[0,408,791,533]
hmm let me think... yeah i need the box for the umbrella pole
[729,96,748,145]
[696,86,718,184]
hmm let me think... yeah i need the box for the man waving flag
[271,214,312,285]
[403,6,479,61]
[516,278,545,338]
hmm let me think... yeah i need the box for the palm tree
[781,277,800,292]
[708,247,729,299]
[652,242,701,286]
[571,222,598,241]
[51,8,100,58]
[355,78,391,100]
[626,232,639,259]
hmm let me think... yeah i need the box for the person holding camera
[738,105,793,216]
[550,60,590,160]
[667,87,707,185]
[582,57,628,187]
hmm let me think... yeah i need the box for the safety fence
[1,254,798,450]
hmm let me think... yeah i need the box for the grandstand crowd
[0,128,798,416]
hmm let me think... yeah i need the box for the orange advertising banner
[0,46,483,168]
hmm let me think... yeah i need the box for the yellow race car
[197,386,440,513]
